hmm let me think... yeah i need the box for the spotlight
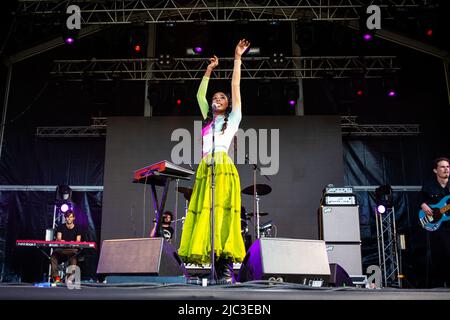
[176,99,182,105]
[387,90,397,97]
[56,185,72,201]
[62,28,79,45]
[363,33,373,41]
[288,100,296,106]
[134,45,141,53]
[60,203,70,213]
[426,29,433,37]
[194,46,203,54]
[375,184,393,214]
[271,53,285,66]
[157,54,174,67]
[64,37,75,44]
[356,90,364,96]
[377,204,386,214]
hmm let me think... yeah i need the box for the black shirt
[156,225,174,242]
[56,224,81,241]
[419,178,450,206]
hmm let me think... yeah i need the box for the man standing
[419,157,450,287]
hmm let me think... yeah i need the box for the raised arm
[231,39,250,112]
[197,55,219,119]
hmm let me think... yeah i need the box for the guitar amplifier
[319,206,361,242]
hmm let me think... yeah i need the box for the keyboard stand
[138,172,191,238]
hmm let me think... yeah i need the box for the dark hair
[433,157,450,169]
[163,211,173,221]
[64,210,74,218]
[202,93,232,134]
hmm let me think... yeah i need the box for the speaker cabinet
[329,263,354,287]
[96,238,187,276]
[319,206,361,242]
[326,243,362,275]
[237,238,330,285]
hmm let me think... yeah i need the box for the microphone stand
[209,114,216,284]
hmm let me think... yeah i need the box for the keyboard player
[50,210,82,282]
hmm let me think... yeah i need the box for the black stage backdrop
[101,116,344,244]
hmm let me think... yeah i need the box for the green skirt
[178,151,246,265]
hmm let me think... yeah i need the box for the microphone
[245,153,249,164]
[211,102,219,111]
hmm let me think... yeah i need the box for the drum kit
[176,183,274,239]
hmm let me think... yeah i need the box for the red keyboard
[134,160,194,182]
[16,240,97,249]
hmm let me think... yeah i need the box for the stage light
[56,185,72,201]
[194,46,203,54]
[388,90,397,97]
[64,37,75,44]
[426,29,433,37]
[62,27,79,46]
[176,99,182,105]
[60,203,70,213]
[271,53,285,65]
[288,100,296,106]
[375,185,393,214]
[356,89,364,96]
[158,54,174,67]
[363,33,373,41]
[246,47,260,56]
[134,45,141,53]
[377,205,386,214]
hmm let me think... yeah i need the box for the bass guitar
[419,195,450,231]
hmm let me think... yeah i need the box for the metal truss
[36,117,106,137]
[36,116,418,138]
[17,0,429,24]
[51,56,399,80]
[341,116,420,136]
[375,206,402,287]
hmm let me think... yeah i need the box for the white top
[202,108,242,157]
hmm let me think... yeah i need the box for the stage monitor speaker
[237,238,330,285]
[96,238,187,277]
[326,242,362,275]
[329,263,354,287]
[319,206,360,242]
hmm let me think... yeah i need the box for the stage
[1,281,450,300]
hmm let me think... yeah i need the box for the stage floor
[1,281,450,300]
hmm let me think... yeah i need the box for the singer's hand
[235,39,250,58]
[207,55,219,70]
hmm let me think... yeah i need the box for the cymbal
[245,212,269,218]
[177,187,193,200]
[242,184,272,196]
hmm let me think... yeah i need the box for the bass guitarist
[419,157,450,287]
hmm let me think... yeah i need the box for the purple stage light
[377,204,386,214]
[60,203,70,213]
[288,100,296,106]
[65,37,74,44]
[194,47,203,54]
[363,34,373,41]
[388,90,396,97]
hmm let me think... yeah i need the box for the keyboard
[16,240,97,249]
